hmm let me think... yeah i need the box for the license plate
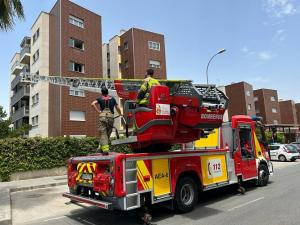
[81,173,93,180]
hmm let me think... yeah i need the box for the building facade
[253,89,281,125]
[103,28,167,80]
[225,81,255,119]
[296,103,300,125]
[10,0,102,137]
[279,100,297,125]
[10,52,30,132]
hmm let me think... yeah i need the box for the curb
[0,189,11,225]
[0,181,67,225]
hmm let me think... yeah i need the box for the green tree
[0,106,31,139]
[0,106,11,138]
[0,0,24,31]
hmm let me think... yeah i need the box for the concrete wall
[29,12,50,137]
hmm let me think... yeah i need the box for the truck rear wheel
[257,164,269,187]
[174,177,198,213]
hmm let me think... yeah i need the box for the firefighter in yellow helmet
[136,69,160,106]
[91,87,122,154]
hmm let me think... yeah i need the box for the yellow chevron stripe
[137,160,153,190]
[87,163,92,173]
[77,163,82,171]
[92,163,96,171]
[79,164,85,173]
[137,167,147,190]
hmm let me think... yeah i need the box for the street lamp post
[205,49,226,85]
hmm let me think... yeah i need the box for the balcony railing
[11,106,29,123]
[20,46,31,64]
[11,66,30,89]
[11,75,21,90]
[11,86,30,106]
[11,61,24,75]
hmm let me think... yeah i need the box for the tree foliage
[0,0,24,31]
[0,106,31,139]
[0,137,132,181]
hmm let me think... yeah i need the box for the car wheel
[278,155,286,162]
[257,164,269,187]
[174,177,198,213]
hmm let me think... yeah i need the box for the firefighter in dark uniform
[91,87,122,154]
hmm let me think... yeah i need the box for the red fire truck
[60,79,272,214]
[21,74,273,222]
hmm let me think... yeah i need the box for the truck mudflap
[63,193,113,210]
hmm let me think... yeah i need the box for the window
[69,61,85,73]
[247,104,251,111]
[246,91,251,97]
[31,115,39,126]
[270,96,276,101]
[239,127,254,159]
[69,15,84,28]
[70,111,86,121]
[69,88,85,97]
[273,120,278,124]
[32,93,39,106]
[33,49,39,63]
[148,41,160,51]
[33,28,39,44]
[124,42,128,50]
[69,38,84,50]
[124,60,129,69]
[149,60,161,68]
[254,96,258,102]
[272,108,277,113]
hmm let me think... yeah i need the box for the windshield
[285,145,298,153]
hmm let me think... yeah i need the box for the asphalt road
[11,161,300,225]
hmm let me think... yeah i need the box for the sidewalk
[0,175,67,225]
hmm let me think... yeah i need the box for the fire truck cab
[64,115,273,213]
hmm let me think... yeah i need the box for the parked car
[268,144,299,162]
[290,142,300,154]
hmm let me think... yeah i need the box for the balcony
[11,106,29,123]
[11,61,24,75]
[20,46,31,64]
[11,86,30,106]
[11,66,30,89]
[11,75,21,90]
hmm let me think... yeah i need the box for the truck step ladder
[125,160,139,210]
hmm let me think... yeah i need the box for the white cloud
[253,76,270,83]
[274,29,287,41]
[264,0,297,18]
[258,51,276,61]
[241,46,249,53]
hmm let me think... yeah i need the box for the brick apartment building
[102,28,167,80]
[254,89,281,125]
[296,103,300,125]
[279,100,298,125]
[10,0,102,137]
[225,81,255,119]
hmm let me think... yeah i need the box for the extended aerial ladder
[20,73,229,151]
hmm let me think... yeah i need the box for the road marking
[228,197,265,212]
[43,216,66,222]
[77,217,97,225]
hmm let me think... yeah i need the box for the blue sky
[1,0,300,113]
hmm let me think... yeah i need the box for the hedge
[0,137,132,182]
